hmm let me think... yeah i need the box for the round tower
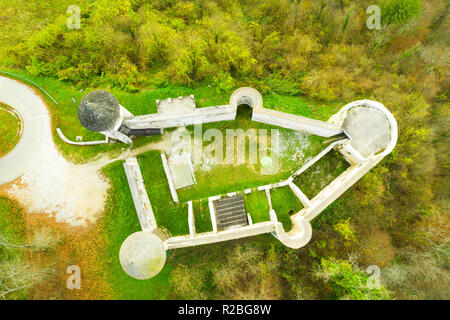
[78,90,122,132]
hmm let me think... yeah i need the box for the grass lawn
[0,103,22,157]
[293,149,350,199]
[244,191,271,223]
[178,106,329,202]
[138,151,189,237]
[98,160,173,299]
[270,186,304,231]
[263,93,342,122]
[192,198,213,233]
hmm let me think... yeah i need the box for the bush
[381,0,422,25]
[315,257,391,300]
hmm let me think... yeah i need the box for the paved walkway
[0,76,52,185]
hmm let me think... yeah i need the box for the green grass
[244,191,271,223]
[178,106,329,202]
[0,196,26,245]
[293,149,350,199]
[263,93,342,122]
[0,103,22,157]
[270,186,304,231]
[138,151,189,237]
[98,160,172,299]
[192,199,213,233]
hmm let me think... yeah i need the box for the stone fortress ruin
[63,87,397,280]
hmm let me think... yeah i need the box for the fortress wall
[118,90,397,259]
[123,157,157,232]
[208,195,220,233]
[299,155,382,222]
[291,140,344,179]
[123,105,236,129]
[274,216,312,249]
[252,108,341,137]
[288,181,312,207]
[102,129,132,144]
[188,201,196,238]
[160,153,179,203]
[164,221,276,249]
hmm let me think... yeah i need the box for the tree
[0,227,59,299]
[314,257,391,300]
[0,227,60,252]
[381,0,422,25]
[0,256,50,300]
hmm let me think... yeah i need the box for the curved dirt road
[0,76,109,227]
[0,76,51,185]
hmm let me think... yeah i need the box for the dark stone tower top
[78,90,121,132]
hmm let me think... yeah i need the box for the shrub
[334,218,356,243]
[381,0,422,25]
[359,228,395,268]
[314,257,391,300]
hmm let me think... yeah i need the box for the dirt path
[0,74,184,227]
[0,76,109,227]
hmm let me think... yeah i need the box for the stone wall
[123,157,157,232]
[160,153,179,203]
[123,105,236,129]
[164,221,276,249]
[252,108,341,137]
